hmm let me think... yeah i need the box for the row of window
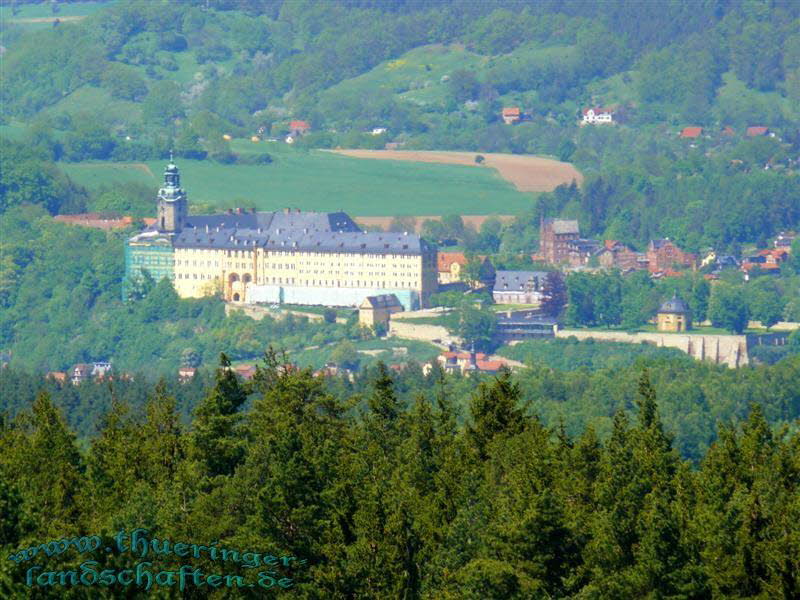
[176,273,221,281]
[132,257,173,265]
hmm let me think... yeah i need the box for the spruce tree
[466,369,527,460]
[191,352,249,479]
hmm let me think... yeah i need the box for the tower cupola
[156,153,188,233]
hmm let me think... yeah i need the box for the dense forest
[1,357,799,597]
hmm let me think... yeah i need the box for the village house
[680,126,703,139]
[774,231,796,249]
[492,270,547,305]
[359,294,404,328]
[501,107,521,124]
[370,127,387,135]
[745,126,770,137]
[540,217,580,264]
[646,238,696,273]
[437,252,468,284]
[741,248,788,278]
[69,361,113,385]
[434,348,509,375]
[234,364,257,380]
[567,238,602,268]
[286,120,310,143]
[178,366,196,382]
[70,364,93,385]
[289,120,310,136]
[581,107,614,125]
[596,240,647,271]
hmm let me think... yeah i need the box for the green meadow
[60,145,537,216]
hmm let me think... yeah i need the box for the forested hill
[2,0,798,150]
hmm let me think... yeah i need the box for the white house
[582,107,614,125]
[370,127,387,136]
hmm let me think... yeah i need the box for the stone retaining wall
[556,329,790,368]
[389,320,458,344]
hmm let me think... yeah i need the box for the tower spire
[156,156,187,234]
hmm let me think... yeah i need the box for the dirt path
[355,214,516,233]
[7,16,86,24]
[330,149,582,192]
[69,162,155,178]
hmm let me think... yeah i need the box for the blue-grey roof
[493,270,549,293]
[167,209,429,255]
[659,293,691,314]
[182,209,360,233]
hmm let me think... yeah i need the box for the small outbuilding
[359,294,404,328]
[656,292,692,332]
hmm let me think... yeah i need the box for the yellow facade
[438,262,462,284]
[657,312,690,332]
[173,245,437,306]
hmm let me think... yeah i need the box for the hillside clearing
[60,147,536,216]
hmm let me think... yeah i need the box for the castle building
[125,160,437,310]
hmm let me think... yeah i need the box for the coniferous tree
[466,369,527,460]
[12,391,84,538]
[191,352,249,479]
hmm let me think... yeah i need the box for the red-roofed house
[746,126,769,137]
[582,107,614,124]
[234,364,257,380]
[289,120,310,135]
[721,126,735,137]
[436,350,509,375]
[680,126,703,139]
[501,107,521,124]
[178,366,196,382]
[437,252,468,284]
[740,248,786,279]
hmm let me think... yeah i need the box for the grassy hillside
[60,144,536,216]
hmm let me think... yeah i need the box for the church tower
[156,154,188,233]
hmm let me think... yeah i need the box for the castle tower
[156,154,188,233]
